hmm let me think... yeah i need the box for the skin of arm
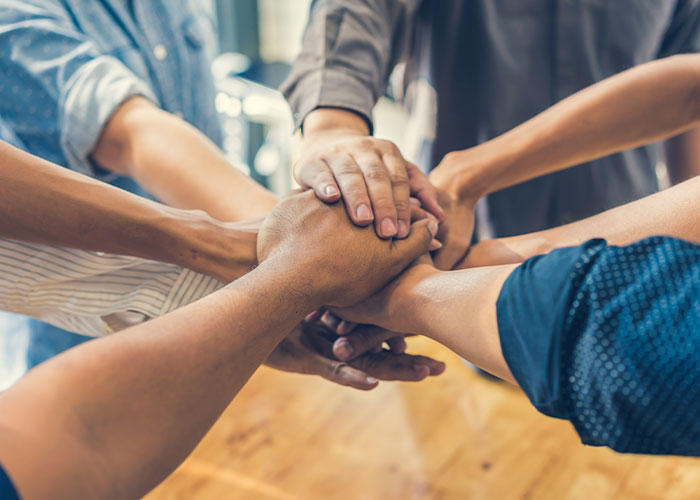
[91,97,278,222]
[334,173,700,383]
[429,54,700,267]
[0,139,256,283]
[431,53,700,202]
[460,162,700,269]
[0,191,436,500]
[0,140,444,390]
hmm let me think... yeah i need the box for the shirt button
[153,44,168,60]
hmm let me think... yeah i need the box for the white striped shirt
[0,238,224,337]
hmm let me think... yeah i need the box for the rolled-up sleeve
[280,0,421,130]
[0,1,157,177]
[498,237,700,456]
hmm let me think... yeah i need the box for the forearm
[92,97,278,221]
[349,263,517,381]
[460,175,700,268]
[0,140,256,282]
[435,54,700,199]
[0,259,317,500]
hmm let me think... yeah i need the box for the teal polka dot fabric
[498,237,700,455]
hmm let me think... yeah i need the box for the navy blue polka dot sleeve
[497,236,700,455]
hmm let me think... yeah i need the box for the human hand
[264,322,445,390]
[429,189,476,270]
[329,254,438,335]
[257,190,438,307]
[297,108,444,239]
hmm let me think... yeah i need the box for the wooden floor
[145,337,700,500]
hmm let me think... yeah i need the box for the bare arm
[460,175,700,268]
[0,140,256,282]
[431,53,700,203]
[92,97,278,221]
[0,192,435,500]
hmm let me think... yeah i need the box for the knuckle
[389,172,410,187]
[364,165,390,182]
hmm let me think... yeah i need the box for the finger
[305,309,323,323]
[407,163,445,220]
[332,326,399,361]
[410,205,442,250]
[350,351,444,382]
[381,151,411,238]
[386,336,407,354]
[324,156,375,226]
[336,320,356,335]
[312,354,379,390]
[295,160,341,203]
[320,310,341,332]
[392,218,439,272]
[353,153,398,238]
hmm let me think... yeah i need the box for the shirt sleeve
[658,0,700,56]
[497,236,700,456]
[279,0,421,130]
[0,463,19,500]
[0,238,223,338]
[0,1,158,177]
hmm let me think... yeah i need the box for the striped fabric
[0,238,223,338]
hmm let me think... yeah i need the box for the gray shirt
[282,0,700,236]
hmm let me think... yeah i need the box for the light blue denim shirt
[0,0,222,180]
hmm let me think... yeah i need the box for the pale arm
[431,54,700,201]
[0,140,256,282]
[92,97,278,221]
[460,175,700,268]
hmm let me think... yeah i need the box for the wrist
[302,108,370,138]
[431,140,518,202]
[159,210,258,283]
[387,264,444,334]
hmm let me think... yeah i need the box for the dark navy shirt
[498,237,700,455]
[0,464,19,500]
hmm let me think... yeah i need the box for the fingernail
[413,365,429,376]
[324,185,339,197]
[428,239,443,251]
[428,220,439,236]
[381,218,397,237]
[366,376,378,384]
[335,339,355,360]
[397,220,409,238]
[337,320,353,335]
[357,204,373,221]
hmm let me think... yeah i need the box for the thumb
[391,218,438,268]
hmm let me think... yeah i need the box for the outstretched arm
[336,234,700,456]
[0,192,436,500]
[431,53,700,202]
[460,174,700,268]
[0,140,256,282]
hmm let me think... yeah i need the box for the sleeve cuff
[497,239,608,418]
[59,55,159,178]
[281,67,377,132]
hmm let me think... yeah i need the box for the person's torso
[404,0,694,236]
